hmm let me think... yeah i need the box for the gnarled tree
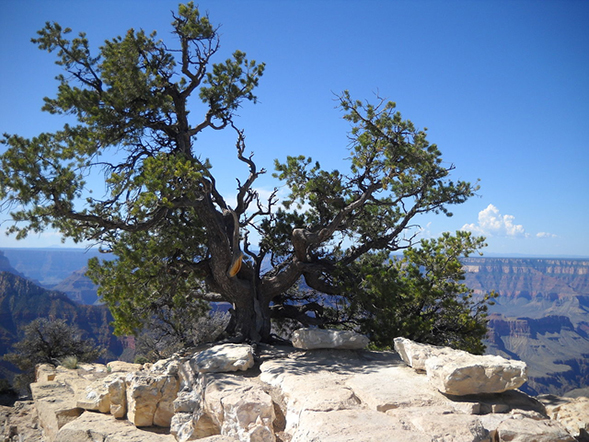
[1,3,484,344]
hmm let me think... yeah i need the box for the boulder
[425,352,527,396]
[394,338,528,396]
[76,372,129,418]
[76,378,111,414]
[394,337,453,371]
[190,344,255,373]
[291,328,369,350]
[125,371,179,427]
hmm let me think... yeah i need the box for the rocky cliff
[0,252,25,279]
[0,271,126,383]
[3,333,587,442]
[463,258,589,396]
[51,267,100,305]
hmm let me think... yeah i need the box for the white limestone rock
[108,375,128,418]
[393,337,453,371]
[29,340,580,442]
[76,379,111,414]
[538,395,589,440]
[125,371,179,427]
[291,328,369,350]
[154,374,180,427]
[190,344,254,373]
[425,352,527,396]
[260,354,364,435]
[219,385,275,442]
[495,418,575,442]
[36,363,57,382]
[107,360,144,373]
[202,374,275,442]
[290,409,419,442]
[171,376,220,441]
[76,373,129,418]
[346,365,444,412]
[30,381,84,442]
[55,411,176,442]
[394,337,527,396]
[386,406,490,442]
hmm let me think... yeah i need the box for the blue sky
[1,0,588,257]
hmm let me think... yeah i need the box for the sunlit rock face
[394,337,528,395]
[28,339,585,442]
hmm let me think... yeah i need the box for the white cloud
[536,232,557,238]
[462,204,527,238]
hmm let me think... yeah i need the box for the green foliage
[0,2,263,340]
[273,93,477,257]
[340,231,497,354]
[86,225,209,337]
[0,2,490,346]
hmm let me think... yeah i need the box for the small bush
[134,355,149,365]
[60,355,79,369]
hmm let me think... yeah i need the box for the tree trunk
[231,289,272,343]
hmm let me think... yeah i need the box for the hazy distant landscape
[1,248,588,396]
[463,257,589,396]
[1,248,112,287]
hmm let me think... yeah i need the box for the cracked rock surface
[17,335,586,442]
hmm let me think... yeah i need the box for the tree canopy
[0,3,494,350]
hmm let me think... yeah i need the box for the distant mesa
[463,257,589,396]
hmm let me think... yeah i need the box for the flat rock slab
[291,409,419,442]
[346,365,444,412]
[387,406,490,442]
[107,361,144,373]
[495,417,575,442]
[292,328,369,350]
[260,358,361,434]
[56,411,176,442]
[30,381,84,442]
